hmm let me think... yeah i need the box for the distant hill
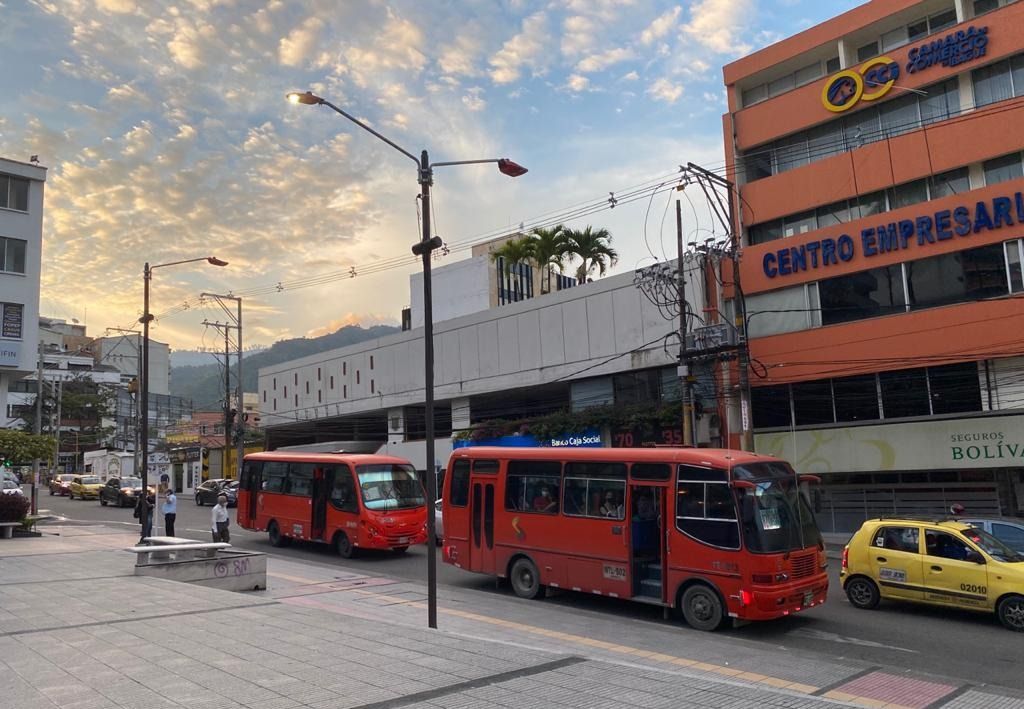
[170,347,267,369]
[170,324,400,409]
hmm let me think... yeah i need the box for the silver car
[962,517,1024,554]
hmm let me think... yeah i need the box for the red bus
[441,447,827,630]
[238,452,427,557]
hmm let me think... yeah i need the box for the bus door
[242,461,260,526]
[311,466,331,541]
[629,485,665,601]
[470,476,496,575]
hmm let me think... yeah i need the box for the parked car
[841,516,1024,631]
[961,517,1024,555]
[49,474,75,496]
[1,480,23,496]
[99,477,146,507]
[194,479,237,507]
[69,475,103,500]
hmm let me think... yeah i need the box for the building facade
[91,333,171,396]
[0,157,44,430]
[724,0,1024,531]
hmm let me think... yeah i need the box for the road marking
[790,628,918,653]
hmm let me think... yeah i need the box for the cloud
[279,17,324,67]
[682,0,755,55]
[462,87,486,111]
[489,12,550,84]
[438,32,483,77]
[641,6,681,45]
[647,77,683,103]
[564,74,590,93]
[576,47,634,73]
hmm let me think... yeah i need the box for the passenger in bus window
[635,491,657,521]
[600,491,623,519]
[532,485,558,513]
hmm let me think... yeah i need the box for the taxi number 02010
[960,583,987,594]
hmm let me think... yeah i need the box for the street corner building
[723,0,1024,532]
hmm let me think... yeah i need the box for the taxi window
[925,531,972,561]
[873,526,919,553]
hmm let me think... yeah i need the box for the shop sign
[763,191,1024,278]
[821,26,988,113]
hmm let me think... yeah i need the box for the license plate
[802,591,814,606]
[399,537,409,544]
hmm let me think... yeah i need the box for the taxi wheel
[510,557,544,600]
[681,584,724,631]
[997,595,1024,632]
[845,577,880,610]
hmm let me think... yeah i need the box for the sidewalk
[0,526,1019,709]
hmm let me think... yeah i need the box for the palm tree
[530,225,570,294]
[562,226,618,283]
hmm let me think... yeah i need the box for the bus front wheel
[510,557,544,600]
[335,532,357,559]
[681,584,724,631]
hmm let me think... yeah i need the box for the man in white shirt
[162,488,177,537]
[211,493,230,543]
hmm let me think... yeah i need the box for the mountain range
[169,324,400,410]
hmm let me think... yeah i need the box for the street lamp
[139,256,227,541]
[287,89,527,629]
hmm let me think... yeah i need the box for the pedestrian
[211,493,230,543]
[162,487,177,537]
[134,490,154,544]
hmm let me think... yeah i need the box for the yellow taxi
[69,475,103,500]
[841,517,1024,631]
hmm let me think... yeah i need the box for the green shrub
[0,493,30,523]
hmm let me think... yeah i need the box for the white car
[434,499,444,545]
[961,517,1024,555]
[1,480,24,495]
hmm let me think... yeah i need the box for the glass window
[879,93,921,138]
[819,265,906,326]
[286,463,314,496]
[794,62,822,86]
[792,380,834,425]
[984,153,1024,185]
[925,531,973,560]
[906,244,1008,310]
[752,384,791,429]
[891,179,929,209]
[928,9,957,33]
[873,526,920,553]
[992,523,1024,549]
[768,73,795,96]
[706,483,737,520]
[679,464,728,482]
[630,463,671,481]
[743,84,768,106]
[563,472,626,519]
[676,481,704,517]
[881,27,909,51]
[1006,239,1024,292]
[783,210,817,237]
[833,374,880,422]
[261,461,287,493]
[0,239,26,274]
[973,0,999,15]
[8,176,28,212]
[907,18,929,42]
[473,459,499,474]
[505,460,561,513]
[329,466,358,513]
[775,134,809,173]
[928,362,983,415]
[857,41,879,62]
[356,464,425,511]
[449,459,470,506]
[826,57,841,74]
[677,480,739,548]
[930,167,970,198]
[845,108,882,150]
[854,191,888,220]
[807,121,845,162]
[614,370,661,405]
[816,200,850,227]
[744,149,774,181]
[880,368,931,418]
[920,79,960,125]
[973,60,1013,108]
[745,285,815,338]
[749,220,783,245]
[1011,55,1024,96]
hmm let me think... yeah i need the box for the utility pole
[52,379,63,475]
[201,292,243,479]
[201,315,240,479]
[676,199,694,447]
[31,341,43,515]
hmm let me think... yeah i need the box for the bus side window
[506,460,562,514]
[287,463,315,497]
[449,460,470,506]
[262,462,288,492]
[329,466,359,513]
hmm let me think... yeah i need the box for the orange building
[724,0,1024,532]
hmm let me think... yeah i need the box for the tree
[530,225,570,294]
[0,430,56,465]
[562,226,619,283]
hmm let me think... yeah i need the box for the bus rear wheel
[335,532,357,559]
[510,557,544,600]
[681,584,724,631]
[268,521,290,548]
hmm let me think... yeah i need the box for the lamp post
[139,256,228,541]
[287,90,526,629]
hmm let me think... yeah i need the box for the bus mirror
[731,480,757,490]
[798,474,821,485]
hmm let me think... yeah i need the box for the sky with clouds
[0,0,856,350]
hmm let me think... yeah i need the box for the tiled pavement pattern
[0,528,1021,709]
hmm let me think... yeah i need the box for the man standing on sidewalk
[162,487,177,537]
[211,493,230,543]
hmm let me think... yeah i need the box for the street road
[36,489,1024,691]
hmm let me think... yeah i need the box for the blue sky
[0,0,857,349]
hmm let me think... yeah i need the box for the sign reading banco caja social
[821,26,988,113]
[754,414,1024,474]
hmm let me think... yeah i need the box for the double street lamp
[139,256,227,540]
[286,90,527,629]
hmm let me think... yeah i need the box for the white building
[93,333,170,396]
[0,157,44,427]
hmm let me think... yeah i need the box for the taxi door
[922,530,991,611]
[868,525,924,601]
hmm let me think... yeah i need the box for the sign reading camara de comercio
[822,25,988,113]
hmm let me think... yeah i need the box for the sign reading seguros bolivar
[821,25,989,113]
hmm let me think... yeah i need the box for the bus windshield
[733,462,822,554]
[356,464,425,511]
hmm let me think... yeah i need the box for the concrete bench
[127,541,231,565]
[0,522,19,539]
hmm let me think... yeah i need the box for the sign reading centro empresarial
[762,190,1024,278]
[821,26,988,113]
